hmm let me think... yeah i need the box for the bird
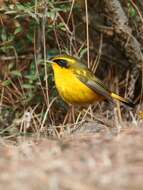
[49,54,134,107]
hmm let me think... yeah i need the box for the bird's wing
[74,69,112,101]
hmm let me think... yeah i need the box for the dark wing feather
[74,69,112,101]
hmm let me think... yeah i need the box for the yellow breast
[52,64,103,105]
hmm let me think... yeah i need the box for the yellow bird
[50,54,134,107]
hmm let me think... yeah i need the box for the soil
[0,122,143,190]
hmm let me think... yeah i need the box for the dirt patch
[0,124,143,190]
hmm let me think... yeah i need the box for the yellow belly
[53,65,103,105]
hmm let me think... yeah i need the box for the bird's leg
[63,110,69,125]
[71,105,75,123]
[63,105,75,125]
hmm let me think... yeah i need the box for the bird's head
[50,55,78,69]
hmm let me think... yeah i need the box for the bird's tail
[111,92,134,108]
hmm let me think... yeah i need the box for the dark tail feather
[111,93,135,108]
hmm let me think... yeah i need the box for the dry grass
[0,0,141,133]
[0,122,143,190]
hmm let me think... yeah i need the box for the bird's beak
[46,60,54,64]
[46,60,55,65]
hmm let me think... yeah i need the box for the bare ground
[0,122,143,190]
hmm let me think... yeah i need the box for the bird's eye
[54,59,69,68]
